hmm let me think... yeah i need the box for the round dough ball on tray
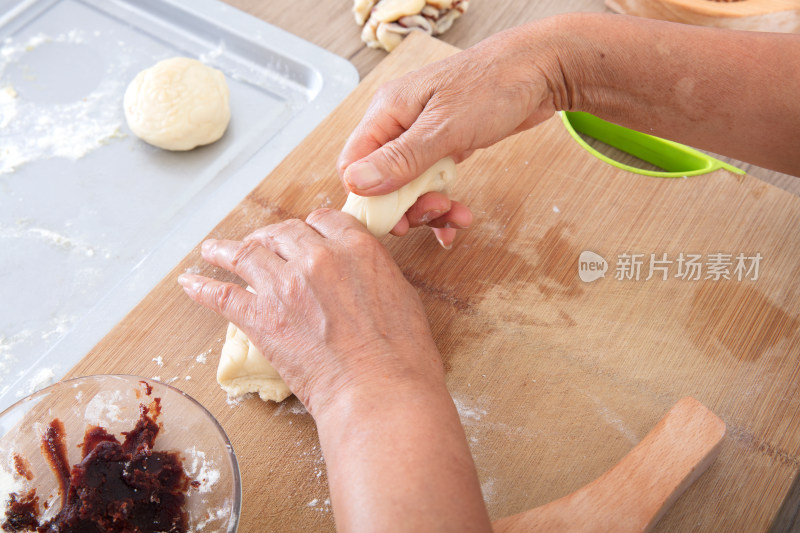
[124,57,230,151]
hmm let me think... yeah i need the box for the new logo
[578,251,607,283]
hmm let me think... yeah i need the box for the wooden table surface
[222,0,799,197]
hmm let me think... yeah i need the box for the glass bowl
[0,374,240,532]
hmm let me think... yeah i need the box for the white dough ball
[124,57,230,151]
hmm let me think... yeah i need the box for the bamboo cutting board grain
[67,33,800,531]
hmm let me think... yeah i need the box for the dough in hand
[124,57,230,151]
[342,157,457,237]
[217,322,291,403]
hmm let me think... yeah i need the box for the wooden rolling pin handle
[493,397,726,533]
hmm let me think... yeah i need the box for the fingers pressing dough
[341,157,457,237]
[216,157,457,402]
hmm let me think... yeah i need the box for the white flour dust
[185,446,220,494]
[21,367,56,396]
[0,220,107,258]
[0,315,73,397]
[0,455,25,514]
[0,329,32,395]
[84,390,124,424]
[452,396,488,424]
[195,348,211,364]
[307,497,331,513]
[0,30,128,175]
[272,397,308,416]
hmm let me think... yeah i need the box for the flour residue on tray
[0,220,108,259]
[0,316,71,398]
[0,30,127,175]
[0,330,32,396]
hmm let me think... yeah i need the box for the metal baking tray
[0,0,359,410]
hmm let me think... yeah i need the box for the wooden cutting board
[67,33,800,531]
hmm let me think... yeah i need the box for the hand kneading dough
[218,322,291,402]
[341,157,457,237]
[124,57,230,151]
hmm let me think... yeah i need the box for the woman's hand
[178,208,444,417]
[337,19,567,247]
[179,208,491,531]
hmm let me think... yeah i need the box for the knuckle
[336,153,351,177]
[276,218,306,235]
[231,240,261,269]
[303,244,335,274]
[348,228,379,249]
[245,225,271,241]
[211,283,238,312]
[309,244,334,265]
[380,141,418,178]
[374,80,400,104]
[306,208,335,226]
[249,218,304,244]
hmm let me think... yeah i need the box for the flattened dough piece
[341,157,457,237]
[218,322,291,403]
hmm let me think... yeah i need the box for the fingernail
[201,239,216,255]
[443,222,468,230]
[420,210,444,224]
[178,273,202,294]
[434,233,453,250]
[345,161,383,191]
[433,227,457,250]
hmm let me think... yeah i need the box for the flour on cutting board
[453,396,488,423]
[307,497,331,513]
[451,393,541,507]
[582,390,640,444]
[271,397,308,416]
[0,30,128,175]
[195,348,211,364]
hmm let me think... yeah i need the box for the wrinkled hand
[178,209,444,417]
[337,22,565,247]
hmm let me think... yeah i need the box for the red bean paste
[2,396,193,532]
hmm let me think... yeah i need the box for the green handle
[561,111,744,177]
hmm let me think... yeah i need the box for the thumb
[343,124,450,197]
